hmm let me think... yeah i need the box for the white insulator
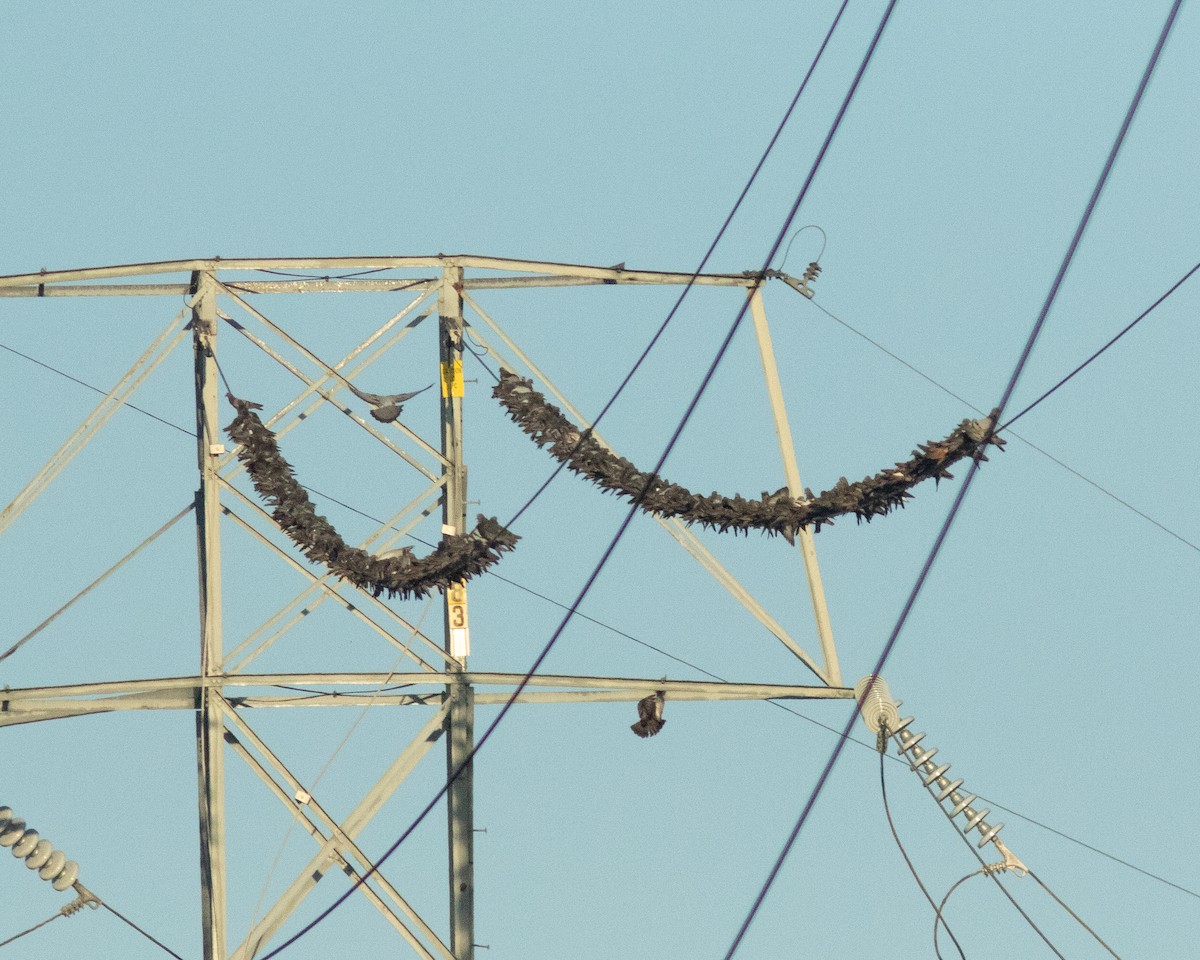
[12,829,39,858]
[963,807,990,832]
[0,807,12,830]
[921,763,951,787]
[0,817,26,847]
[39,849,66,881]
[949,793,976,817]
[25,839,53,870]
[854,675,900,733]
[51,860,79,892]
[977,821,1004,846]
[891,715,914,736]
[934,778,964,803]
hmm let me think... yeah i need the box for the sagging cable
[495,368,1003,542]
[225,394,519,599]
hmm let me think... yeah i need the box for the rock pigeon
[346,382,433,423]
[631,690,666,738]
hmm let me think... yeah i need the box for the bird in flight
[345,382,433,423]
[631,690,666,738]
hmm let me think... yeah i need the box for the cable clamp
[990,837,1028,878]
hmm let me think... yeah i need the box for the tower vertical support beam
[748,287,841,687]
[439,265,475,960]
[192,270,228,960]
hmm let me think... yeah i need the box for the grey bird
[346,382,434,423]
[631,690,666,738]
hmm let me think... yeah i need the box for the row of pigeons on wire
[221,369,1002,601]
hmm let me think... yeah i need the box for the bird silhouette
[345,382,433,423]
[631,690,666,738]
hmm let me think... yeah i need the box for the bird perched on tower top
[345,382,433,423]
[631,690,666,738]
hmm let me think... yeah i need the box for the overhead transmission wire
[0,895,185,959]
[244,596,436,960]
[6,345,1194,910]
[723,4,1182,959]
[999,256,1200,431]
[0,910,67,949]
[4,277,1197,911]
[0,16,1180,960]
[717,7,902,955]
[255,5,858,957]
[878,746,967,960]
[801,282,1200,556]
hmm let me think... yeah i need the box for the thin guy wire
[723,3,1179,956]
[0,341,194,436]
[938,806,1067,959]
[721,4,900,955]
[803,293,1200,555]
[880,740,968,960]
[3,324,1193,901]
[99,901,187,960]
[244,598,435,957]
[258,6,860,955]
[0,911,64,949]
[1000,257,1200,430]
[0,504,195,664]
[1028,869,1123,959]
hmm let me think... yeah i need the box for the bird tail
[631,718,665,738]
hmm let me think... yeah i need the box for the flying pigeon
[631,690,666,738]
[346,382,434,423]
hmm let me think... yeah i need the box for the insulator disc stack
[0,805,81,892]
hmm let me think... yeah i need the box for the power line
[5,296,1195,905]
[721,6,900,956]
[503,0,852,531]
[257,3,864,955]
[722,3,1182,956]
[99,901,187,960]
[0,910,66,950]
[0,341,194,437]
[1000,257,1200,430]
[801,294,1200,555]
[878,745,967,960]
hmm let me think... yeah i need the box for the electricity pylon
[0,256,851,960]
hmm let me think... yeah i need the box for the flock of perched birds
[226,366,1004,737]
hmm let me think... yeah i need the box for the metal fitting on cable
[797,261,822,299]
[0,804,94,899]
[853,677,1027,875]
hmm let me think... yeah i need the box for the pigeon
[345,382,434,423]
[631,690,666,738]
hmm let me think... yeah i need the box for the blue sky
[2,2,1197,958]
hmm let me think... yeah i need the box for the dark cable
[258,6,860,956]
[803,294,1200,554]
[8,309,1194,901]
[939,816,1067,959]
[721,5,900,955]
[879,739,968,960]
[1028,869,1123,959]
[0,911,65,949]
[722,3,1180,955]
[1002,258,1200,430]
[100,901,187,960]
[253,267,393,280]
[0,341,195,437]
[503,0,851,529]
[933,872,985,960]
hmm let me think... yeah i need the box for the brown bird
[631,690,666,738]
[346,382,434,423]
